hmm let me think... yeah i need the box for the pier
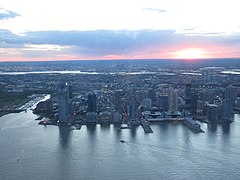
[183,118,204,133]
[140,118,153,133]
[35,115,44,120]
[146,117,184,122]
[0,108,26,113]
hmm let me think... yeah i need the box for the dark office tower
[135,90,143,106]
[158,94,168,111]
[191,93,198,115]
[221,99,232,121]
[207,104,218,123]
[58,83,70,124]
[208,91,215,104]
[114,90,124,112]
[185,83,192,111]
[225,86,237,107]
[68,85,73,99]
[87,92,97,112]
[129,99,136,120]
[236,97,240,109]
[148,88,156,101]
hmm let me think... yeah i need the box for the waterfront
[0,101,240,180]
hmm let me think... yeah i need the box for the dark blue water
[0,102,240,180]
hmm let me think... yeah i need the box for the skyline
[1,0,240,61]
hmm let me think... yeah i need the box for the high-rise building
[113,112,122,123]
[221,99,232,121]
[185,83,191,111]
[129,99,137,120]
[68,85,73,99]
[202,69,213,82]
[142,98,152,110]
[207,104,218,123]
[225,85,236,107]
[158,94,168,111]
[197,100,204,115]
[236,97,240,109]
[135,90,143,106]
[114,90,124,113]
[168,88,178,114]
[148,88,156,101]
[208,91,215,104]
[87,92,97,112]
[191,93,198,114]
[58,83,70,124]
[86,112,97,123]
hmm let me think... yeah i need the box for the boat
[38,120,48,125]
[120,126,131,129]
[120,140,125,143]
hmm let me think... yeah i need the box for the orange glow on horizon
[171,48,210,60]
[1,45,240,62]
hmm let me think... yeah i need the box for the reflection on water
[57,126,73,180]
[100,124,111,130]
[207,122,231,135]
[221,123,230,134]
[207,123,217,133]
[86,124,97,135]
[1,109,240,180]
[58,126,72,148]
[130,127,137,139]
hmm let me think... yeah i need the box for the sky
[0,0,240,61]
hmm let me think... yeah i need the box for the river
[0,99,240,180]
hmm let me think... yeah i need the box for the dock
[183,118,204,133]
[140,119,153,133]
[147,118,184,122]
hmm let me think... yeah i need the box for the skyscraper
[114,90,124,113]
[87,92,97,112]
[129,99,137,120]
[207,104,218,123]
[191,93,198,114]
[185,83,191,111]
[68,85,73,99]
[148,88,156,101]
[58,83,70,124]
[168,88,178,114]
[225,85,236,107]
[158,94,168,111]
[236,97,240,109]
[142,98,152,110]
[221,99,232,122]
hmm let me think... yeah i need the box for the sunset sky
[0,0,240,61]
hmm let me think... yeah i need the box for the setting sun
[173,48,209,59]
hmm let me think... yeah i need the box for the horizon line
[1,57,240,63]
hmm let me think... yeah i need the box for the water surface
[0,103,239,180]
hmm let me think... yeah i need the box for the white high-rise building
[58,83,70,124]
[168,88,178,114]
